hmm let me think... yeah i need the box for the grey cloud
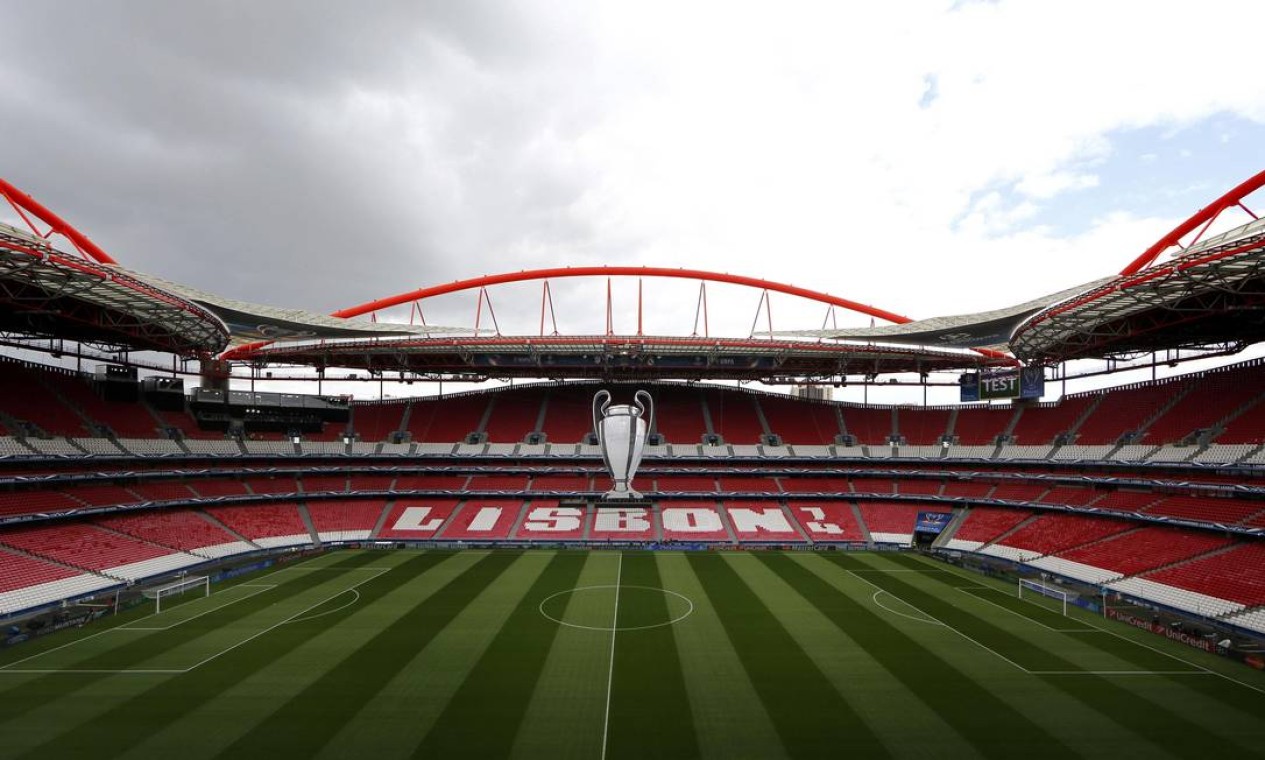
[0,1,613,317]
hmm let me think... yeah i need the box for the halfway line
[601,551,623,760]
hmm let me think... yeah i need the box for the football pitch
[0,549,1262,759]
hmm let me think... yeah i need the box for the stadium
[0,163,1262,758]
[4,3,1265,755]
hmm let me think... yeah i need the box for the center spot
[539,585,694,631]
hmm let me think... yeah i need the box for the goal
[1018,578,1075,616]
[142,575,210,613]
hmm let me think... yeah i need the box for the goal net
[142,575,210,613]
[1018,578,1075,616]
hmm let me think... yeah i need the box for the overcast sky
[3,1,1264,399]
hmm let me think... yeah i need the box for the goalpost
[143,575,210,613]
[1018,578,1074,616]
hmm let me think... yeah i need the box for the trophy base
[602,488,643,500]
[595,497,654,508]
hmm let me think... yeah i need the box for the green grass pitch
[0,549,1262,759]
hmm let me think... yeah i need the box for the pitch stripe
[0,549,385,730]
[687,553,891,759]
[511,552,629,758]
[901,554,1265,715]
[604,552,700,760]
[657,552,785,759]
[413,551,588,758]
[311,551,555,760]
[835,554,1258,760]
[214,551,523,759]
[762,552,1073,759]
[6,550,434,760]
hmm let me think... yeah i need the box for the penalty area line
[927,559,1265,694]
[955,587,1096,634]
[871,590,943,626]
[1,567,390,676]
[0,668,185,675]
[179,566,390,673]
[1028,670,1218,676]
[282,588,361,625]
[120,584,278,631]
[845,569,1033,674]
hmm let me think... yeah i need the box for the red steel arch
[220,267,917,360]
[1120,168,1265,276]
[0,178,118,266]
[328,266,914,324]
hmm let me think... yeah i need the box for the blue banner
[1019,367,1045,399]
[915,511,953,534]
[959,373,980,402]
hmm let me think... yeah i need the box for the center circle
[539,585,694,631]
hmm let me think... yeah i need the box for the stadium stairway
[973,512,1040,561]
[1216,399,1265,447]
[196,510,260,549]
[29,372,96,438]
[1247,504,1265,527]
[998,404,1024,441]
[1063,393,1107,443]
[298,503,321,545]
[1059,523,1148,556]
[1022,524,1153,583]
[1168,367,1265,444]
[1131,382,1198,444]
[930,508,969,548]
[1209,391,1265,443]
[1224,605,1265,634]
[697,392,716,441]
[1129,540,1243,580]
[397,400,415,437]
[93,521,188,555]
[989,514,1135,563]
[369,499,396,538]
[0,547,119,616]
[944,407,959,444]
[847,502,873,545]
[751,396,773,440]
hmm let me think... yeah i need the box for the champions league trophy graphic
[593,389,654,500]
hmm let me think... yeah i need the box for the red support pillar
[637,278,643,337]
[606,278,614,336]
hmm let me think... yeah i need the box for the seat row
[2,357,1265,446]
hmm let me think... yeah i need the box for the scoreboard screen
[959,367,1044,402]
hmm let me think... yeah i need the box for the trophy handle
[634,390,654,434]
[592,390,611,439]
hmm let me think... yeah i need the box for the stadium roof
[1012,214,1265,364]
[0,223,228,355]
[765,278,1115,350]
[127,270,463,345]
